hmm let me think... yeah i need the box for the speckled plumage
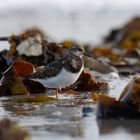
[27,46,85,89]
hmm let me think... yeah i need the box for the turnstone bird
[26,46,91,96]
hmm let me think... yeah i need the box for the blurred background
[0,0,140,50]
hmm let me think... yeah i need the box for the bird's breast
[31,66,83,89]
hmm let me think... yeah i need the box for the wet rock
[119,77,140,111]
[0,64,29,96]
[46,42,67,63]
[7,28,48,66]
[0,118,31,140]
[75,69,109,94]
[3,28,72,66]
[0,60,35,96]
[104,28,121,44]
[97,94,140,119]
[97,119,140,135]
[23,79,46,94]
[97,76,140,119]
[83,56,118,74]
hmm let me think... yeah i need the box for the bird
[26,46,91,97]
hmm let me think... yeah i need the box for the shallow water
[0,75,139,140]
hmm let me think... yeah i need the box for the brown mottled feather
[29,58,65,79]
[64,57,83,73]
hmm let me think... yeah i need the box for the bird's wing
[28,58,65,79]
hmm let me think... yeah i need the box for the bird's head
[68,46,91,57]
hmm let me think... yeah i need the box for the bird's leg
[55,89,59,99]
[55,87,64,98]
[56,87,67,93]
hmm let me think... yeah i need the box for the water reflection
[35,105,84,137]
[1,97,85,138]
[2,94,140,140]
[2,100,40,116]
[97,119,140,135]
[44,122,83,137]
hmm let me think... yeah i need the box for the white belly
[31,66,83,89]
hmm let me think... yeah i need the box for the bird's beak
[84,52,92,57]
